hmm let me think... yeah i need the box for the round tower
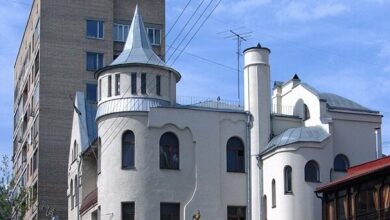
[243,43,271,220]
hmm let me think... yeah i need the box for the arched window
[122,131,135,168]
[272,179,276,208]
[159,132,179,169]
[75,175,79,206]
[284,166,292,193]
[305,160,320,182]
[73,141,78,162]
[70,179,74,209]
[334,154,349,172]
[304,104,310,120]
[226,137,245,172]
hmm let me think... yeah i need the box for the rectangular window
[32,150,38,173]
[147,28,161,45]
[86,52,104,71]
[107,76,112,97]
[122,202,135,220]
[34,51,39,76]
[156,75,161,96]
[87,20,104,39]
[113,23,130,42]
[86,83,97,102]
[141,73,146,94]
[131,73,137,94]
[98,79,102,101]
[115,74,120,96]
[161,203,180,220]
[227,206,246,220]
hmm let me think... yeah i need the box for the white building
[67,6,382,220]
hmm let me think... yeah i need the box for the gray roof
[110,5,165,67]
[319,92,378,113]
[261,126,329,155]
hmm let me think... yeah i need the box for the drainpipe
[375,128,382,159]
[246,112,252,220]
[77,155,82,220]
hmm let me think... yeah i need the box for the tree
[0,155,28,220]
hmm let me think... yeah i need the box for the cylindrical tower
[243,43,271,220]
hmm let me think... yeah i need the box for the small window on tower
[131,73,137,94]
[141,73,146,94]
[115,74,120,96]
[107,76,112,97]
[156,75,161,96]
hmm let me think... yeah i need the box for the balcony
[176,96,243,111]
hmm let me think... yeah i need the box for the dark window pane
[122,202,135,220]
[98,21,104,38]
[87,20,98,38]
[284,166,292,193]
[141,73,146,94]
[115,74,120,96]
[334,155,349,172]
[156,75,161,96]
[155,29,161,45]
[226,137,245,172]
[87,52,97,71]
[97,53,104,69]
[86,83,97,102]
[305,160,319,182]
[159,132,179,169]
[131,73,137,94]
[122,131,135,168]
[161,203,179,220]
[227,206,246,220]
[148,29,154,44]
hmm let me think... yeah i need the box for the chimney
[375,128,382,158]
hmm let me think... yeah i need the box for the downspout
[77,155,82,220]
[246,112,252,220]
[183,141,197,220]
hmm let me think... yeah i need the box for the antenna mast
[223,30,252,102]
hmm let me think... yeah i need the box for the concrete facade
[12,1,164,219]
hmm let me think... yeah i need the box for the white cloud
[276,1,350,22]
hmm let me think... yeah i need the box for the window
[75,175,79,206]
[115,74,120,96]
[159,132,179,169]
[131,73,137,94]
[272,179,276,208]
[34,51,39,76]
[147,28,161,45]
[160,203,180,220]
[122,202,135,220]
[226,137,245,173]
[122,131,135,169]
[32,149,38,172]
[334,154,349,172]
[86,83,97,102]
[87,20,104,39]
[305,160,320,182]
[107,75,112,97]
[113,23,130,42]
[304,104,310,120]
[70,179,74,209]
[86,52,104,71]
[98,79,102,101]
[141,73,146,94]
[156,75,161,96]
[227,206,246,220]
[284,166,292,193]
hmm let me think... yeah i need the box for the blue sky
[0,0,389,157]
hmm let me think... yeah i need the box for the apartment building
[12,0,165,219]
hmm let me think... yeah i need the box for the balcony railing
[176,96,243,111]
[272,104,297,116]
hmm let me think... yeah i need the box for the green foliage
[0,155,29,220]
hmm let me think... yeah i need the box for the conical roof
[111,5,165,66]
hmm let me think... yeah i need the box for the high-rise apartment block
[12,0,165,219]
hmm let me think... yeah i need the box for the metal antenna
[222,30,252,102]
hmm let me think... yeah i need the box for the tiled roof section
[80,188,98,214]
[261,126,329,155]
[316,156,390,192]
[110,5,165,67]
